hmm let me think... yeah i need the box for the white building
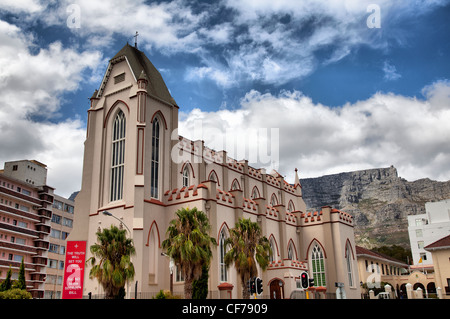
[408,199,450,266]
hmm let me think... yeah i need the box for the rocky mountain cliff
[300,166,450,249]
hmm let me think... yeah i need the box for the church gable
[97,44,177,107]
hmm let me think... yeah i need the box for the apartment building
[44,194,74,299]
[408,199,450,266]
[0,160,54,298]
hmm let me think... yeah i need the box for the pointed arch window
[270,194,278,206]
[151,118,160,198]
[219,228,228,282]
[231,179,240,191]
[182,165,190,188]
[269,238,276,263]
[251,187,260,199]
[346,243,354,287]
[110,110,125,202]
[287,200,295,213]
[311,243,326,287]
[287,241,294,260]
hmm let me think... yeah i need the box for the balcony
[0,185,41,205]
[37,207,52,219]
[0,204,40,223]
[0,222,39,238]
[35,224,51,234]
[39,193,54,205]
[34,240,49,250]
[0,240,38,254]
[29,273,46,283]
[32,256,48,266]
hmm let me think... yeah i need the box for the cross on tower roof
[134,31,139,49]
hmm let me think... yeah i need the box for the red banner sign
[62,241,87,299]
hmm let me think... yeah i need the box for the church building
[67,43,360,299]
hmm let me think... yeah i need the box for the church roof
[109,43,177,106]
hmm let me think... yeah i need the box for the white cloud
[0,0,43,14]
[383,61,401,81]
[179,81,450,183]
[2,0,446,88]
[0,19,102,197]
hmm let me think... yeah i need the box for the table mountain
[300,166,450,249]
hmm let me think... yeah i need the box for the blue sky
[1,0,450,197]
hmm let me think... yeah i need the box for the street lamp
[102,211,131,234]
[161,253,174,295]
[102,210,133,299]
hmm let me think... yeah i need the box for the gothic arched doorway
[269,279,284,299]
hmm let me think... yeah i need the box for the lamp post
[102,210,133,299]
[102,210,131,234]
[161,253,174,295]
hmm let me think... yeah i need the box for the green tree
[86,225,135,299]
[162,207,216,299]
[0,288,32,299]
[13,258,26,290]
[0,267,12,292]
[224,218,271,299]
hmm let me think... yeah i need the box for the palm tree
[162,207,216,299]
[224,218,271,299]
[86,225,135,299]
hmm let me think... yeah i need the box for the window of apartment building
[49,244,60,253]
[46,274,57,284]
[17,221,27,228]
[420,253,427,261]
[21,189,31,196]
[52,214,61,224]
[64,204,74,214]
[53,200,63,210]
[48,259,58,268]
[418,241,424,249]
[19,205,29,212]
[12,254,23,262]
[15,238,26,245]
[416,229,423,237]
[63,217,73,228]
[51,229,61,239]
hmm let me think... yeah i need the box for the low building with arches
[67,44,359,299]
